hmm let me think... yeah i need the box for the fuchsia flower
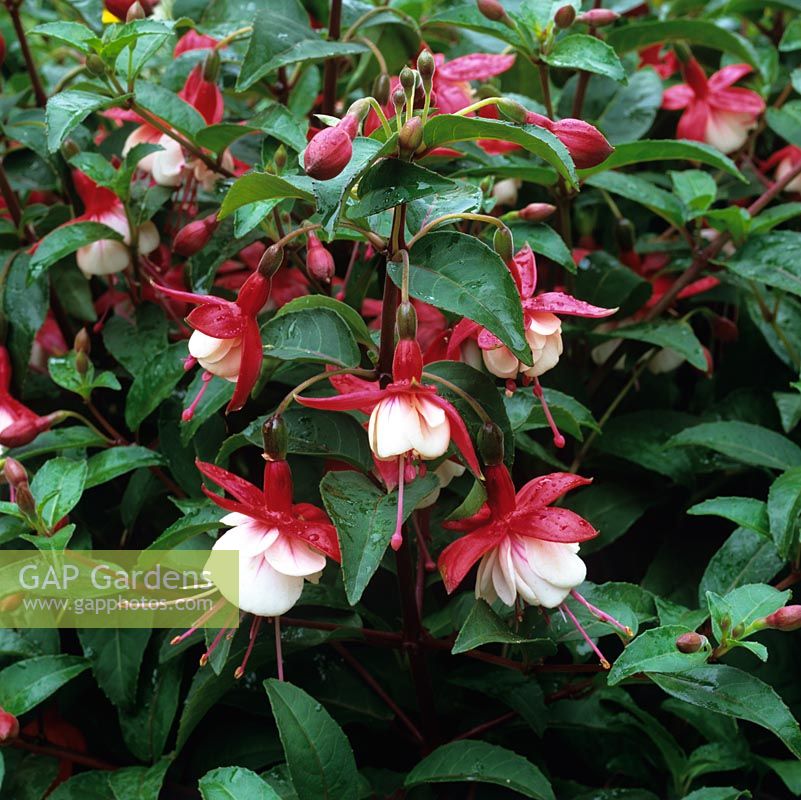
[0,347,60,449]
[174,30,217,57]
[438,463,631,665]
[297,335,480,549]
[638,44,679,78]
[152,268,271,417]
[175,457,340,678]
[763,145,801,192]
[447,244,616,444]
[304,113,360,180]
[661,60,765,154]
[68,171,158,277]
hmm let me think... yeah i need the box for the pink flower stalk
[297,336,481,550]
[151,269,271,416]
[178,458,340,677]
[447,244,616,445]
[438,463,630,666]
[638,44,679,78]
[661,60,765,154]
[68,171,159,277]
[762,145,801,192]
[304,114,360,180]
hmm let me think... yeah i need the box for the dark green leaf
[263,308,361,367]
[29,222,124,283]
[46,90,122,152]
[687,497,769,537]
[597,320,707,370]
[768,467,801,558]
[544,34,626,83]
[30,457,88,528]
[452,600,555,655]
[721,231,801,298]
[767,101,801,149]
[585,172,684,226]
[199,766,280,799]
[219,173,314,219]
[0,655,89,715]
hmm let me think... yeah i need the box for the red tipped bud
[126,1,146,20]
[0,708,19,744]
[517,202,557,222]
[576,8,619,25]
[3,458,28,488]
[763,605,801,632]
[526,112,613,169]
[478,421,505,466]
[675,632,707,653]
[346,99,371,123]
[304,116,359,180]
[0,593,22,613]
[258,243,284,277]
[493,225,514,263]
[14,484,36,518]
[392,87,406,116]
[399,117,424,158]
[0,34,5,68]
[615,218,636,252]
[75,351,89,376]
[306,233,335,284]
[0,414,59,448]
[86,54,106,76]
[477,0,509,23]
[554,4,576,27]
[174,214,219,258]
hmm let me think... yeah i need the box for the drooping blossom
[638,44,679,78]
[151,264,273,417]
[173,457,339,677]
[297,328,480,549]
[447,244,616,443]
[68,171,158,277]
[661,60,765,154]
[762,145,801,192]
[438,463,630,666]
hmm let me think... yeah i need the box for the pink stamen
[234,615,263,679]
[533,377,565,448]
[571,590,633,637]
[391,455,406,551]
[560,601,611,669]
[182,371,213,422]
[275,616,284,682]
[199,623,232,667]
[170,597,225,645]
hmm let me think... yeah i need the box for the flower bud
[75,351,89,377]
[304,116,358,180]
[3,458,28,488]
[174,214,219,258]
[493,225,514,263]
[346,98,371,123]
[496,97,528,124]
[85,54,106,76]
[615,218,636,252]
[61,139,80,160]
[14,484,36,518]
[0,707,19,744]
[478,421,504,466]
[74,327,91,355]
[763,605,801,632]
[126,1,146,20]
[417,50,436,86]
[274,144,287,173]
[576,8,619,25]
[257,243,284,277]
[548,117,613,169]
[392,87,406,117]
[400,66,416,94]
[477,0,509,23]
[306,232,335,284]
[202,49,221,82]
[711,314,738,343]
[396,301,417,340]
[399,117,424,158]
[731,622,745,639]
[517,202,556,222]
[554,4,576,28]
[675,632,707,653]
[0,414,57,448]
[262,415,288,461]
[373,73,391,106]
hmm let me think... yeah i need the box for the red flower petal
[676,101,710,142]
[296,388,385,413]
[290,519,341,562]
[515,472,592,509]
[186,303,244,339]
[437,526,503,594]
[509,506,598,543]
[437,53,516,82]
[661,84,694,111]
[708,63,753,91]
[429,395,481,475]
[524,292,617,318]
[228,319,262,413]
[710,87,765,115]
[195,458,264,509]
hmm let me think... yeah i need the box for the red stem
[322,0,343,115]
[5,0,47,107]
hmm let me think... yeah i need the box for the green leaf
[707,584,789,642]
[319,471,439,604]
[77,629,150,710]
[681,789,750,800]
[199,766,280,800]
[506,386,598,441]
[425,5,524,49]
[508,221,575,273]
[48,353,120,398]
[687,497,769,537]
[597,320,707,370]
[584,172,684,227]
[147,500,222,550]
[33,21,101,53]
[766,101,801,149]
[768,467,801,558]
[423,115,577,187]
[219,173,314,219]
[605,20,761,73]
[579,140,744,181]
[0,655,89,715]
[608,625,711,685]
[5,253,48,384]
[45,90,122,152]
[49,772,112,800]
[574,251,651,316]
[721,231,801,298]
[108,759,171,800]
[651,665,801,758]
[391,231,530,362]
[752,203,801,236]
[84,446,163,489]
[30,457,88,528]
[544,34,626,83]
[29,222,124,283]
[667,421,801,471]
[699,528,784,607]
[351,159,456,217]
[671,170,717,215]
[405,740,554,800]
[264,678,359,800]
[262,308,361,367]
[275,296,374,350]
[134,80,205,138]
[760,757,801,794]
[238,10,367,91]
[8,426,107,461]
[452,600,556,655]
